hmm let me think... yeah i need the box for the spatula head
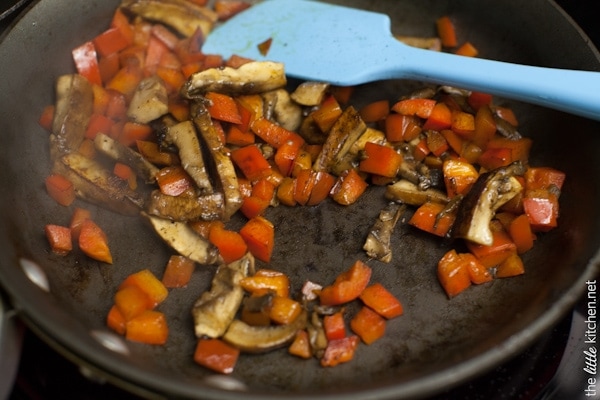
[202,0,396,85]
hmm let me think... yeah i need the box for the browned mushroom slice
[181,61,287,98]
[146,190,224,221]
[142,212,221,265]
[452,162,526,246]
[363,203,406,263]
[312,106,367,173]
[165,120,214,194]
[385,179,449,206]
[223,310,307,353]
[261,88,303,132]
[50,74,93,160]
[93,133,159,184]
[191,102,242,220]
[53,152,144,216]
[126,75,169,124]
[120,0,217,38]
[395,35,442,51]
[192,253,254,338]
[290,81,330,106]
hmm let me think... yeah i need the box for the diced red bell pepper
[194,338,240,374]
[478,147,513,170]
[69,207,92,241]
[385,113,422,142]
[359,142,403,178]
[155,166,194,197]
[72,41,102,86]
[522,189,560,232]
[106,305,127,335]
[319,260,372,306]
[162,255,195,288]
[350,306,386,345]
[508,213,536,253]
[359,283,403,319]
[93,27,131,58]
[437,249,472,298]
[323,311,346,341]
[231,145,273,181]
[391,98,436,119]
[426,130,450,157]
[208,223,248,263]
[495,252,525,278]
[45,174,75,206]
[205,91,243,124]
[320,335,359,367]
[288,329,312,359]
[436,16,457,47]
[423,102,452,130]
[312,95,343,133]
[268,296,302,325]
[408,201,455,237]
[78,219,113,264]
[240,269,290,298]
[120,269,168,308]
[466,223,517,268]
[239,216,275,263]
[467,92,493,111]
[114,285,152,320]
[125,310,169,345]
[45,224,73,256]
[359,99,390,123]
[442,158,479,198]
[524,167,566,191]
[251,117,304,149]
[451,110,475,137]
[329,169,369,206]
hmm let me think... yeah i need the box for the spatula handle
[389,43,600,120]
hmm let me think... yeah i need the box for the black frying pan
[0,0,599,399]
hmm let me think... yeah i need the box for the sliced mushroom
[493,112,522,140]
[395,35,441,51]
[192,253,254,338]
[306,311,327,358]
[53,152,144,216]
[289,81,330,106]
[146,189,224,221]
[93,133,159,183]
[181,61,287,98]
[50,74,93,159]
[312,106,367,173]
[385,179,448,206]
[142,212,221,264]
[191,102,243,220]
[297,113,327,145]
[126,75,169,124]
[165,120,214,194]
[120,0,217,38]
[348,127,386,156]
[452,162,526,246]
[261,89,303,132]
[363,203,406,263]
[223,310,307,353]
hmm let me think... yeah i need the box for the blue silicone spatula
[202,0,600,121]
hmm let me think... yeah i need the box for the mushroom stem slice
[452,162,526,246]
[223,310,307,353]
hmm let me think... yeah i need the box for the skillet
[0,0,599,399]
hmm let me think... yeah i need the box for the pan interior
[0,0,599,399]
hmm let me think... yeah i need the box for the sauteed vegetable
[40,0,565,374]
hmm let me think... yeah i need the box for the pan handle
[0,287,23,399]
